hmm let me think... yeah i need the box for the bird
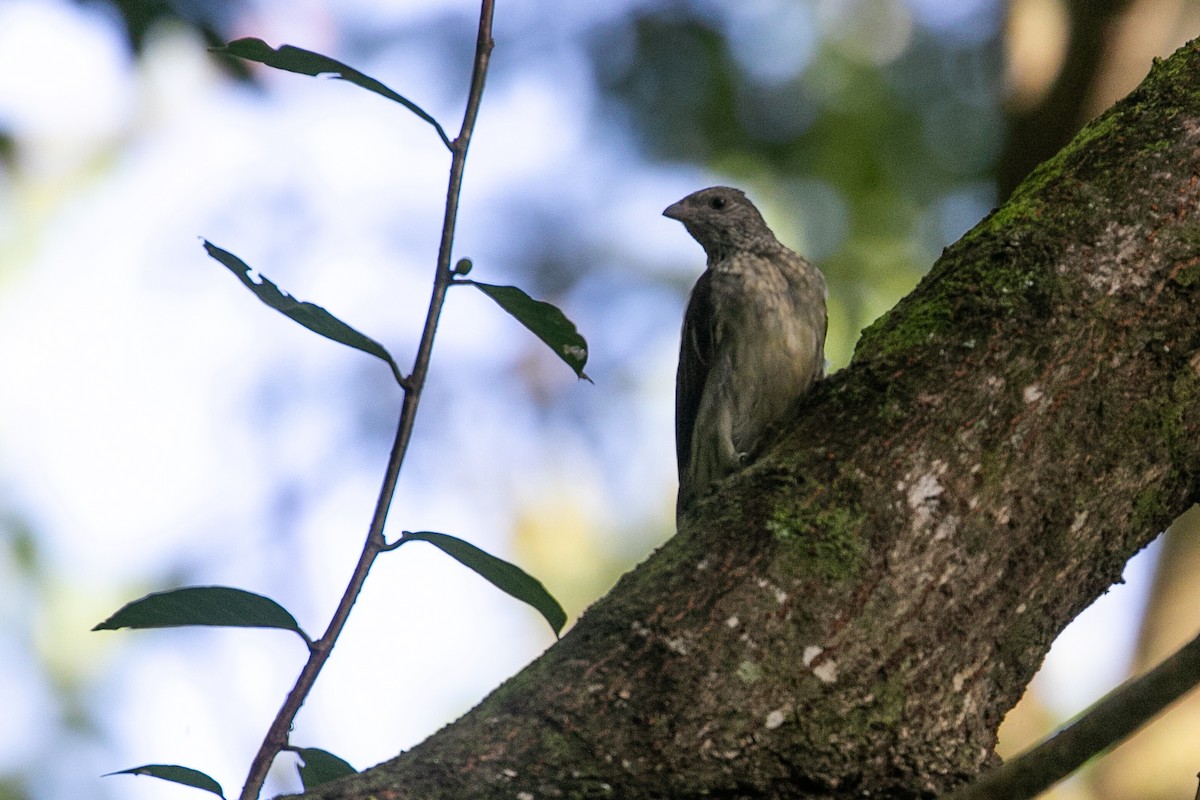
[664,186,827,516]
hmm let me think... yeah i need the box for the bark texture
[288,40,1200,800]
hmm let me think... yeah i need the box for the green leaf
[93,586,308,640]
[203,241,403,385]
[468,281,591,381]
[403,531,567,636]
[295,748,357,789]
[211,38,451,148]
[105,764,224,797]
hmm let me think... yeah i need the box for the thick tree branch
[289,39,1200,800]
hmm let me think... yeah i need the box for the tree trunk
[289,39,1200,800]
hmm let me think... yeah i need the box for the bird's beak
[663,200,686,221]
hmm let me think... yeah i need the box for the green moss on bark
[766,477,868,583]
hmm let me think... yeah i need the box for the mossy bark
[288,39,1200,800]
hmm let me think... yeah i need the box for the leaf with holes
[469,281,590,381]
[204,241,403,384]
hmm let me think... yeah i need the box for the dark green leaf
[403,531,567,636]
[105,764,224,797]
[203,241,403,385]
[468,281,591,381]
[93,586,307,640]
[296,748,357,789]
[211,38,450,148]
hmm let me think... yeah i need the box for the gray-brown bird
[665,186,827,515]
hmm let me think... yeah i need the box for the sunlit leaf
[203,241,403,385]
[403,531,567,636]
[468,281,591,381]
[211,38,451,148]
[296,748,357,789]
[93,586,308,640]
[105,764,224,797]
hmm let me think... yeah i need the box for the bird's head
[663,186,774,260]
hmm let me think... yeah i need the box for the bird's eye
[708,196,726,210]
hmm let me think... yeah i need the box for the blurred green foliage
[589,4,1004,365]
[66,0,1014,369]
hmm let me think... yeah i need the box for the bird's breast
[708,260,824,454]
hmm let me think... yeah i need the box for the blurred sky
[0,0,1179,798]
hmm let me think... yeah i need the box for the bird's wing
[676,270,714,480]
[800,255,830,380]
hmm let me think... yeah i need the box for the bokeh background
[1,0,1198,798]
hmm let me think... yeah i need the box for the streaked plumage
[664,186,827,515]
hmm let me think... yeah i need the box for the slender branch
[236,3,496,798]
[944,629,1200,800]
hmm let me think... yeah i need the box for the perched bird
[664,186,827,515]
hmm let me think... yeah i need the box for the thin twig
[237,3,496,797]
[944,629,1200,800]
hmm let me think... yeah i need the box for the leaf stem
[236,3,495,798]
